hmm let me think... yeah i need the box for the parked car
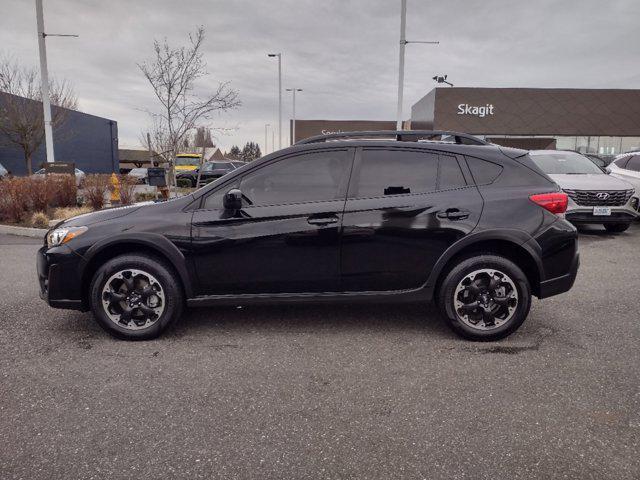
[127,167,148,185]
[37,130,579,342]
[32,167,86,187]
[607,152,640,195]
[0,162,8,179]
[529,150,637,232]
[583,153,610,170]
[176,161,239,187]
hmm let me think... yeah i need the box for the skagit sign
[457,103,495,118]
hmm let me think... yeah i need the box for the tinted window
[240,150,350,206]
[529,152,603,174]
[438,155,466,190]
[354,149,438,198]
[466,157,503,184]
[626,155,640,172]
[203,162,233,171]
[614,156,631,168]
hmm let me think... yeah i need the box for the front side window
[240,150,350,206]
[353,149,438,198]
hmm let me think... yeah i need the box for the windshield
[529,152,604,174]
[175,155,200,166]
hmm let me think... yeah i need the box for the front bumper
[565,210,636,224]
[37,246,86,311]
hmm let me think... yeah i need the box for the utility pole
[35,0,54,163]
[196,128,208,188]
[286,88,302,145]
[267,53,282,149]
[395,0,439,130]
[264,124,270,154]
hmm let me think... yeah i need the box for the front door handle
[307,215,339,226]
[437,208,470,220]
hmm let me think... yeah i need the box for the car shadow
[172,302,453,339]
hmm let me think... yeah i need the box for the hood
[59,202,154,228]
[548,173,635,192]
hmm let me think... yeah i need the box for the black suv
[37,131,579,341]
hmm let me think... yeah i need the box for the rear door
[340,147,483,292]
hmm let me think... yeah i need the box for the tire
[604,223,630,233]
[437,254,531,341]
[89,254,184,340]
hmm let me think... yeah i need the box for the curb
[0,224,47,239]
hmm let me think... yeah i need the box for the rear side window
[353,149,438,197]
[438,155,466,190]
[624,155,640,172]
[465,157,503,185]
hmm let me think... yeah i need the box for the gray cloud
[2,0,639,152]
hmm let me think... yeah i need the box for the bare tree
[0,56,77,174]
[138,26,240,185]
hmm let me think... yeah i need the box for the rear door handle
[437,208,470,220]
[307,214,339,226]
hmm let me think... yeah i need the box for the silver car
[529,150,638,233]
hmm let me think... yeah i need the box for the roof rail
[296,130,490,146]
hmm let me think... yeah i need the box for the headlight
[47,226,88,248]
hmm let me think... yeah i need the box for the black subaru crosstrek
[37,131,579,341]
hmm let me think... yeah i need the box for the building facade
[411,87,640,154]
[0,92,118,175]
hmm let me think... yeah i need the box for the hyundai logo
[595,192,610,200]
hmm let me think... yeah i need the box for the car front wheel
[89,254,184,340]
[437,254,531,341]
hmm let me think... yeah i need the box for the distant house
[0,92,118,175]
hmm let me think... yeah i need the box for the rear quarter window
[465,157,503,185]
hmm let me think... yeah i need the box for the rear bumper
[37,246,86,311]
[538,250,580,299]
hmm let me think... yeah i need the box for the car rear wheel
[89,254,183,340]
[437,254,531,341]
[604,223,630,233]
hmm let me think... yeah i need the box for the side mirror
[223,188,243,210]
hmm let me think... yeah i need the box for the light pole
[267,53,282,150]
[286,88,302,145]
[264,123,270,155]
[396,0,439,130]
[34,0,77,164]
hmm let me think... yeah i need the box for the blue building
[0,92,118,175]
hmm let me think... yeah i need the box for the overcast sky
[2,0,639,152]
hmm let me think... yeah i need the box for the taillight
[529,192,568,215]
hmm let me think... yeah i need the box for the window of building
[353,149,438,198]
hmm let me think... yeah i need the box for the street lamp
[267,53,282,150]
[433,75,453,86]
[286,88,302,145]
[396,0,439,130]
[264,124,270,155]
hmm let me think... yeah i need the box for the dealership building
[293,87,640,155]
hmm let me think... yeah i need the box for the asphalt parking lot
[1,225,639,480]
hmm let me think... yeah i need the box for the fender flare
[423,228,544,297]
[79,232,194,298]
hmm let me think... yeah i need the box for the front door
[191,148,354,295]
[340,147,483,292]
